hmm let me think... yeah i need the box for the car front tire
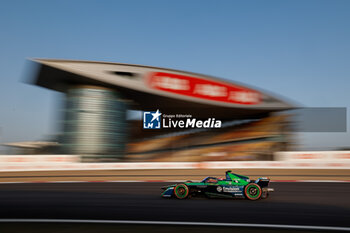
[174,184,189,199]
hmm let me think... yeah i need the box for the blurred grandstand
[126,115,292,162]
[23,59,295,161]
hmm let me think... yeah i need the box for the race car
[161,170,274,200]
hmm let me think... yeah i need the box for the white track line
[0,219,349,231]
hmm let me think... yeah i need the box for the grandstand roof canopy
[31,59,295,120]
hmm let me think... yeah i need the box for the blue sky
[0,0,350,150]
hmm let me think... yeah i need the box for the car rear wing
[255,177,270,188]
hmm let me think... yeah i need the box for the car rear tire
[244,183,262,200]
[174,184,189,199]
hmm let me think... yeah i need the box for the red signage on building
[147,72,261,105]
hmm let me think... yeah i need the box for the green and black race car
[161,170,274,200]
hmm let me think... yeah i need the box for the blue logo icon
[143,109,162,129]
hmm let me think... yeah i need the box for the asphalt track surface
[0,182,349,229]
